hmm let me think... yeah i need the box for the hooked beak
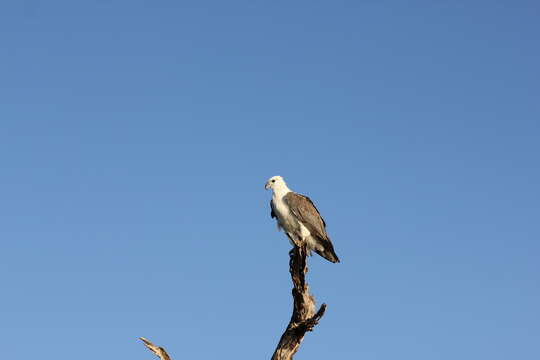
[264,182,270,190]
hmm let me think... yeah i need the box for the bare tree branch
[140,337,172,360]
[139,244,328,360]
[271,245,327,360]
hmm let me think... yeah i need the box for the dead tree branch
[140,337,172,360]
[140,245,327,360]
[271,245,327,360]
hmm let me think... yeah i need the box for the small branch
[271,245,327,360]
[140,337,172,360]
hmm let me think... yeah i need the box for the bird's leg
[286,233,299,248]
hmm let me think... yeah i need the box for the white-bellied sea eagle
[265,175,340,263]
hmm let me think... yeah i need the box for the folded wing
[283,192,340,263]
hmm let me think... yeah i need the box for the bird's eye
[271,180,275,183]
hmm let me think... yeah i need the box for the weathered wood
[140,337,172,360]
[271,245,327,360]
[139,244,328,360]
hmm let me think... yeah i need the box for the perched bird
[265,175,340,263]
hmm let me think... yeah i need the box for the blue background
[1,1,539,359]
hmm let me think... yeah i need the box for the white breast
[273,194,293,230]
[272,194,312,243]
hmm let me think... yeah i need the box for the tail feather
[316,240,340,263]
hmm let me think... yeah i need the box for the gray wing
[270,199,276,219]
[283,192,328,240]
[282,192,340,263]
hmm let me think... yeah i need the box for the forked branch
[140,245,327,360]
[271,245,327,360]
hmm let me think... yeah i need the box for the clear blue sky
[1,1,539,359]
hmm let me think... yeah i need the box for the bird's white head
[265,175,290,194]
